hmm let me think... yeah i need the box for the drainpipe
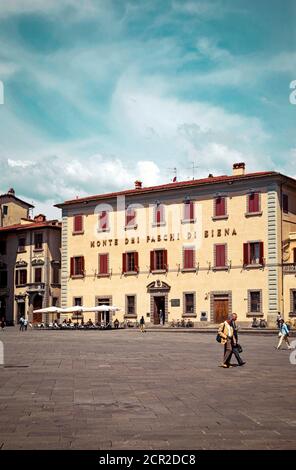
[280,182,284,318]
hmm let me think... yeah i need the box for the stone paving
[0,328,295,450]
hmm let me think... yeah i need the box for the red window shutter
[122,253,127,273]
[215,197,226,217]
[216,245,226,267]
[134,251,139,272]
[184,248,194,269]
[126,208,135,226]
[259,242,264,265]
[100,211,108,230]
[243,243,249,266]
[150,251,155,271]
[189,201,194,220]
[70,257,74,276]
[249,193,259,213]
[156,207,161,224]
[99,254,108,274]
[74,215,83,232]
[163,249,168,270]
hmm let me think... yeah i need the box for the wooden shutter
[122,253,127,274]
[216,245,225,267]
[134,251,139,272]
[126,208,135,226]
[249,193,259,213]
[99,254,108,274]
[243,243,249,266]
[259,242,264,265]
[80,257,85,276]
[184,248,194,269]
[150,251,155,271]
[215,197,226,217]
[163,249,168,271]
[70,257,74,276]
[100,211,108,230]
[74,215,83,232]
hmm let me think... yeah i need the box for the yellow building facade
[56,163,296,326]
[0,189,61,324]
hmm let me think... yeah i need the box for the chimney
[7,188,15,196]
[232,162,245,176]
[134,180,142,189]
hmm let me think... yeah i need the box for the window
[291,290,296,315]
[34,233,43,250]
[243,242,264,266]
[74,297,82,306]
[0,270,7,288]
[183,201,194,221]
[122,252,139,274]
[98,211,109,231]
[97,297,111,306]
[214,244,227,268]
[52,297,58,307]
[249,291,262,313]
[150,249,168,271]
[283,194,289,214]
[15,269,27,286]
[125,207,136,228]
[126,295,136,315]
[0,240,6,255]
[34,268,42,283]
[294,248,296,264]
[98,253,109,276]
[184,293,195,315]
[247,192,260,214]
[73,215,83,234]
[3,205,8,216]
[18,237,26,252]
[52,265,60,284]
[214,197,227,217]
[183,247,195,270]
[70,256,85,277]
[154,204,165,226]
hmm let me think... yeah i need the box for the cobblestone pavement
[0,328,295,450]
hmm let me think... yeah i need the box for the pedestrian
[23,318,28,331]
[159,309,164,325]
[139,315,146,333]
[217,313,235,368]
[230,313,246,366]
[19,316,24,331]
[276,312,283,329]
[114,318,119,329]
[0,317,5,331]
[276,319,292,350]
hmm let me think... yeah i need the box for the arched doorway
[32,294,43,323]
[147,280,171,325]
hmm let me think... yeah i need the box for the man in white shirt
[218,314,235,368]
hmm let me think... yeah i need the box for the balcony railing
[283,263,296,273]
[26,283,45,292]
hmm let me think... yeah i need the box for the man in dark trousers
[231,313,246,366]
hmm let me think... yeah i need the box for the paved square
[0,328,295,450]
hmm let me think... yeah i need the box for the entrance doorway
[96,297,112,325]
[17,302,25,323]
[213,295,229,323]
[32,295,43,323]
[153,296,165,325]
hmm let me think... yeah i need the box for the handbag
[235,343,243,353]
[216,334,222,343]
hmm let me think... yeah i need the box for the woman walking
[276,319,291,350]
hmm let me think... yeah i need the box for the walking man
[276,319,292,350]
[139,315,146,333]
[230,313,246,366]
[19,316,24,331]
[218,313,235,368]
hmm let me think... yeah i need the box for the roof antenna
[167,167,178,182]
[190,161,198,180]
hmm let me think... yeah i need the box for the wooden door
[214,299,229,323]
[153,298,160,325]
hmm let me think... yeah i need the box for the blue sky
[0,0,295,218]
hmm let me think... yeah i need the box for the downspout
[280,182,284,318]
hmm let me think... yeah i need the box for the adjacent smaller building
[0,189,61,325]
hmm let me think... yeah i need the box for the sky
[0,0,295,219]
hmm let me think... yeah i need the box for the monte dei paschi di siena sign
[90,228,238,248]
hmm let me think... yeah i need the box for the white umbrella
[61,306,84,313]
[83,305,121,312]
[33,306,64,313]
